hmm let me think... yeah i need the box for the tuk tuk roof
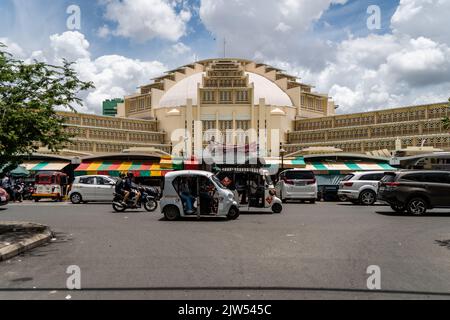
[164,170,214,180]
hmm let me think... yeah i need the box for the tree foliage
[0,44,93,174]
[443,98,450,131]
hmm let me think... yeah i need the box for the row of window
[290,121,445,143]
[204,79,247,88]
[66,142,171,154]
[296,105,448,131]
[301,96,326,112]
[201,90,250,103]
[286,135,450,154]
[127,95,152,113]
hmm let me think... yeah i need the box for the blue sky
[1,0,449,114]
[0,0,400,66]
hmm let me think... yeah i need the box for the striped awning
[21,161,70,172]
[74,161,173,177]
[160,157,183,170]
[304,162,396,173]
[264,157,306,168]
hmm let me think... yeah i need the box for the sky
[1,0,449,115]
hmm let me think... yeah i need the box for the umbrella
[10,166,30,178]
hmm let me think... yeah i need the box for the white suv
[69,175,117,204]
[338,171,385,205]
[276,170,318,204]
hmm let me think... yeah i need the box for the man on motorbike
[115,173,130,205]
[125,173,141,208]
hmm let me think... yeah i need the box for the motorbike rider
[115,173,130,205]
[124,173,141,208]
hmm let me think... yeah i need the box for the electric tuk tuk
[33,171,69,202]
[160,170,240,221]
[216,167,283,214]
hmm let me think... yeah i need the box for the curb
[0,228,53,262]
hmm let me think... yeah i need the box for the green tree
[0,44,93,174]
[443,98,450,131]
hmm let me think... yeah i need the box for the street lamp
[280,148,286,171]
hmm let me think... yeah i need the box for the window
[360,174,384,181]
[80,177,96,185]
[220,91,232,103]
[401,173,424,182]
[284,171,315,180]
[423,173,450,184]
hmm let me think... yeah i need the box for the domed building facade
[118,59,335,157]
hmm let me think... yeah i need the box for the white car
[69,175,117,204]
[338,171,385,205]
[276,170,318,204]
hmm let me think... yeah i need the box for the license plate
[1,196,6,202]
[295,182,306,186]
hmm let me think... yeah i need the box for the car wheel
[338,195,347,202]
[359,190,377,206]
[272,203,283,214]
[227,206,240,220]
[164,206,180,221]
[407,198,428,216]
[70,193,82,204]
[390,204,406,213]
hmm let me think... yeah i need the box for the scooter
[112,186,159,213]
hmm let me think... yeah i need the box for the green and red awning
[75,161,174,177]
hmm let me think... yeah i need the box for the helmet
[127,172,134,178]
[119,173,126,179]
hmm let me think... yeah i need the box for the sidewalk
[0,221,53,262]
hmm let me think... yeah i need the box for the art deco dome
[158,71,294,108]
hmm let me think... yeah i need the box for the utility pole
[223,38,227,58]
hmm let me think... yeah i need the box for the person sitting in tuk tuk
[179,177,195,214]
[199,178,216,214]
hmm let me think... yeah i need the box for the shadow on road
[435,240,450,249]
[375,211,450,217]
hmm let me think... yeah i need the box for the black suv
[378,171,450,215]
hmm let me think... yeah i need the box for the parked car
[69,175,117,204]
[338,171,386,205]
[276,169,318,204]
[378,171,450,215]
[317,175,345,202]
[0,187,9,206]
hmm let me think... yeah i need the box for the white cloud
[74,55,166,113]
[170,42,191,56]
[198,0,450,113]
[4,31,167,114]
[49,31,91,62]
[0,38,26,58]
[102,0,191,42]
[199,0,347,65]
[391,0,450,46]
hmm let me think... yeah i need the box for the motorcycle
[112,186,160,213]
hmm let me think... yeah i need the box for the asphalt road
[0,201,450,300]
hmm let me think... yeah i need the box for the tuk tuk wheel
[164,206,180,221]
[34,198,40,202]
[227,206,240,220]
[272,203,283,214]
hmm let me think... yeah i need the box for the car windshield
[285,171,314,180]
[211,175,225,189]
[381,173,396,183]
[341,174,354,181]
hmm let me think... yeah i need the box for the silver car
[69,175,117,204]
[276,169,318,204]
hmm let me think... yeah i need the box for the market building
[51,58,448,168]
